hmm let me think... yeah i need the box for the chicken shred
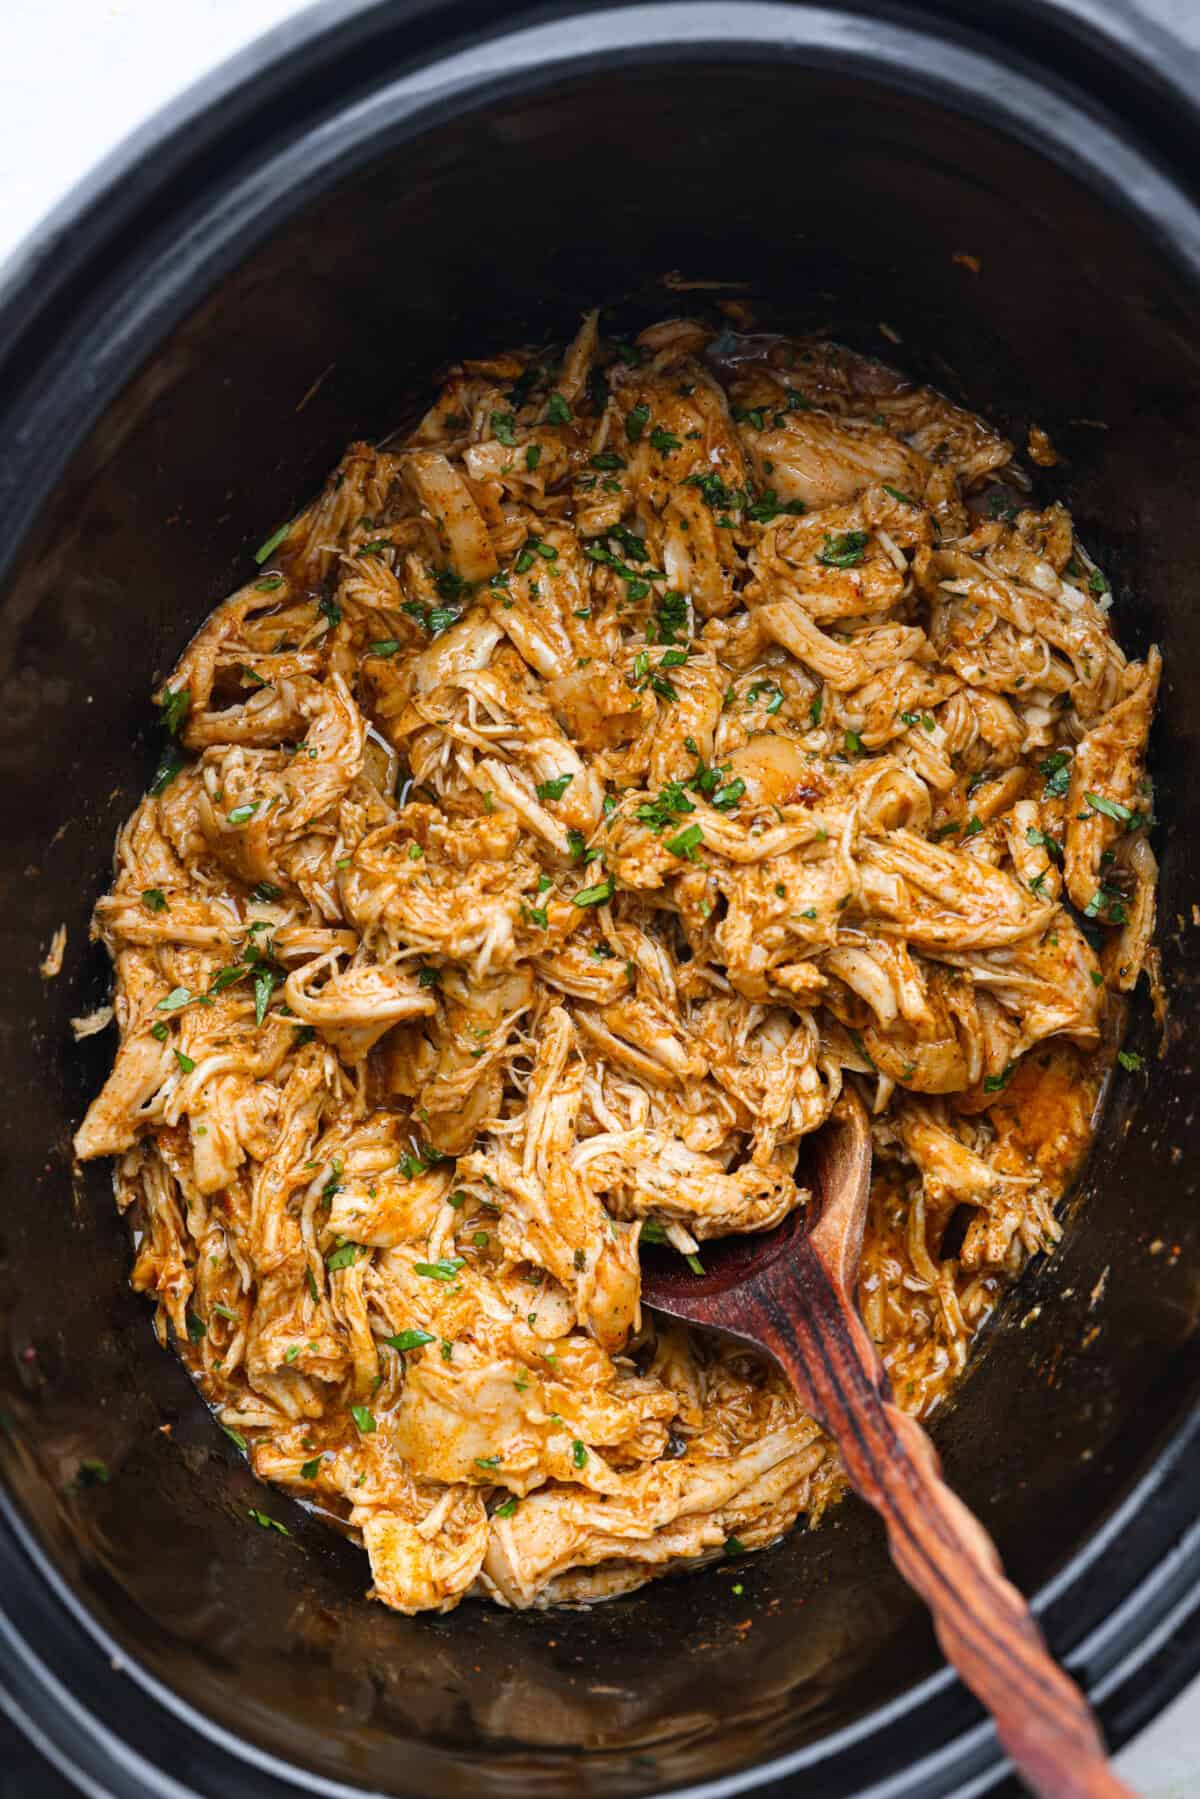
[75,315,1157,1613]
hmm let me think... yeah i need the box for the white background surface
[0,1,1197,1792]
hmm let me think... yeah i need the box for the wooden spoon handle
[759,1243,1132,1799]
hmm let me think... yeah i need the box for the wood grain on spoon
[639,1091,1132,1799]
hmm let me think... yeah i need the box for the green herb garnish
[325,1242,362,1272]
[254,520,292,564]
[665,823,704,862]
[148,746,184,795]
[572,876,615,907]
[535,774,574,803]
[159,686,191,736]
[1084,791,1134,824]
[816,530,869,568]
[1040,750,1071,798]
[248,1509,290,1535]
[386,1329,436,1353]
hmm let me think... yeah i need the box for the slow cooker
[2,3,1200,1793]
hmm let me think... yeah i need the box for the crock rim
[2,4,1200,1794]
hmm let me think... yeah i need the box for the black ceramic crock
[2,3,1200,1794]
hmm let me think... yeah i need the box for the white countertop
[0,1,1197,1792]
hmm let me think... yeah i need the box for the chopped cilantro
[1039,750,1071,798]
[653,589,690,645]
[1084,885,1129,925]
[1084,790,1134,824]
[413,1257,466,1281]
[148,746,184,795]
[573,876,615,907]
[746,680,784,715]
[665,823,704,861]
[1025,825,1064,862]
[253,967,278,1027]
[254,521,292,564]
[816,530,869,568]
[248,1509,290,1535]
[325,1242,362,1271]
[159,686,191,736]
[711,777,746,811]
[684,470,744,512]
[636,781,695,833]
[745,488,806,523]
[535,774,574,802]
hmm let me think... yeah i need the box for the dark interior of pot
[2,48,1200,1799]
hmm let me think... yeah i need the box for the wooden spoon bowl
[641,1091,1132,1799]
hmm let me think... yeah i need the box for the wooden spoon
[639,1090,1131,1799]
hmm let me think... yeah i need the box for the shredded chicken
[40,924,67,979]
[75,316,1158,1614]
